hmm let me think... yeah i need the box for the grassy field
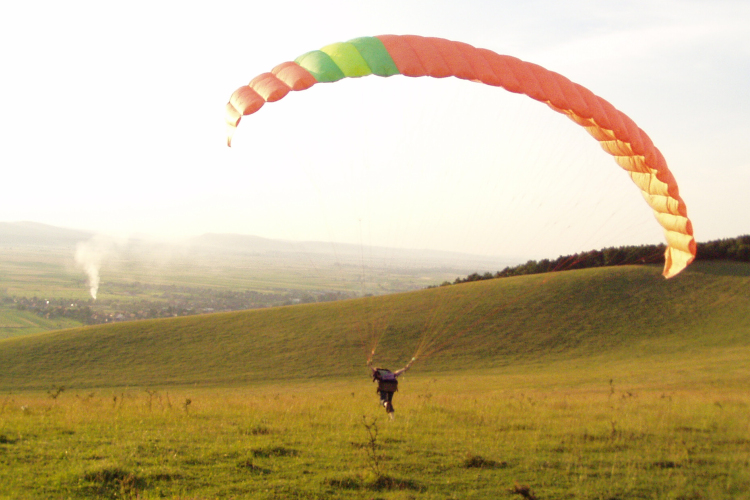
[0,307,82,340]
[1,359,749,499]
[1,261,749,498]
[0,245,465,299]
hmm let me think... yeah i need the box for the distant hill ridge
[0,221,93,247]
[0,221,513,269]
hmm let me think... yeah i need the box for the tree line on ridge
[444,235,750,286]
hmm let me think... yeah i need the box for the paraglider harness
[373,368,399,394]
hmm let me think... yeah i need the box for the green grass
[0,306,82,340]
[0,261,748,498]
[0,248,88,298]
[1,364,748,499]
[1,262,748,389]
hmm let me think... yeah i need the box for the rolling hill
[0,221,94,248]
[1,261,748,390]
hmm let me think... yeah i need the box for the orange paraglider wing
[225,35,695,278]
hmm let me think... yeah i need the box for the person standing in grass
[368,357,415,417]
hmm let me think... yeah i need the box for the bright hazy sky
[2,0,748,260]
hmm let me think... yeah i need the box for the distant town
[5,282,357,326]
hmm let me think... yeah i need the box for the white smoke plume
[75,236,113,300]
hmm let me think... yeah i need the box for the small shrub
[83,466,130,483]
[47,385,65,400]
[236,459,270,474]
[0,434,16,444]
[324,475,362,490]
[251,446,298,458]
[361,416,383,477]
[652,460,681,469]
[242,425,272,436]
[367,474,423,492]
[83,466,143,498]
[148,471,182,481]
[510,483,538,500]
[463,453,508,469]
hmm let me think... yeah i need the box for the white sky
[2,0,748,261]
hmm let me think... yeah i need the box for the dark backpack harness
[373,368,398,393]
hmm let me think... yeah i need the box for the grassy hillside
[1,261,748,390]
[2,262,749,499]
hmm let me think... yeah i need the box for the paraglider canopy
[225,35,696,278]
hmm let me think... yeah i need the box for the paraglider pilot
[367,357,415,416]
